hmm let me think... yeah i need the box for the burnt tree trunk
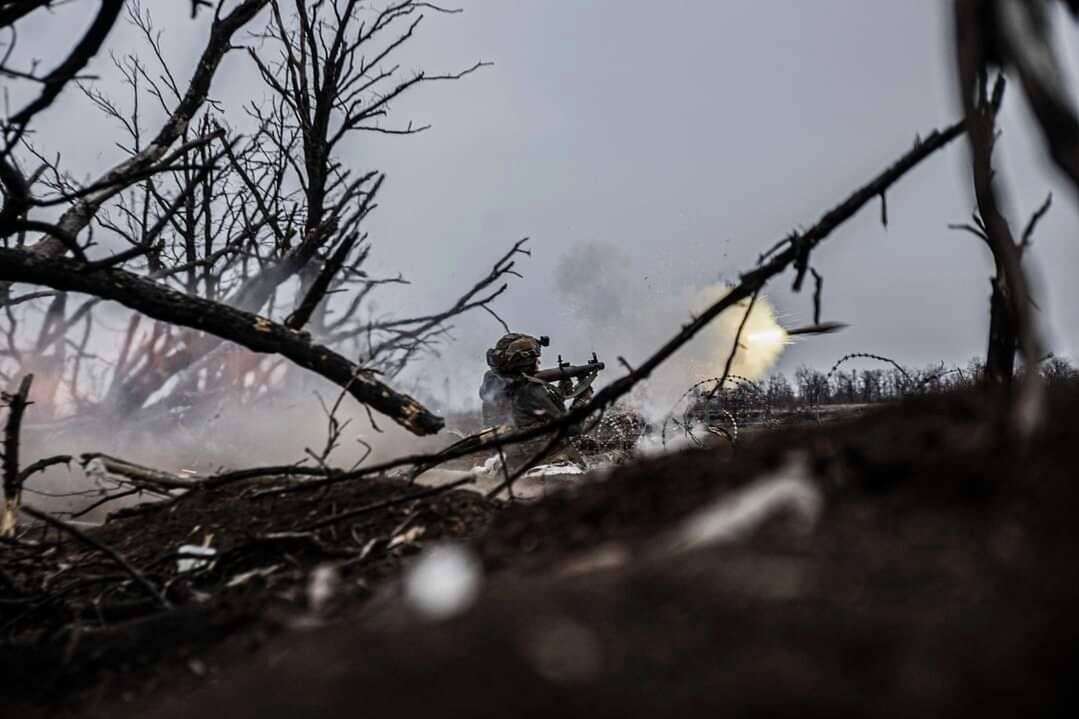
[985,276,1017,384]
[1,375,33,537]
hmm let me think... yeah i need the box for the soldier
[481,335,582,465]
[479,333,564,429]
[479,332,605,474]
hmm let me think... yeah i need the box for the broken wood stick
[301,476,475,532]
[2,374,33,537]
[80,453,197,492]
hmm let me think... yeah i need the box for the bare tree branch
[5,0,125,135]
[0,249,444,434]
[1020,191,1053,251]
[21,0,269,261]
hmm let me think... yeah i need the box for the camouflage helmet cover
[487,332,544,372]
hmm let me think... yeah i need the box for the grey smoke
[556,241,634,329]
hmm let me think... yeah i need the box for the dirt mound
[0,474,495,711]
[5,384,1079,716]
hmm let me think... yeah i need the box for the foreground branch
[0,250,444,434]
[991,0,1079,199]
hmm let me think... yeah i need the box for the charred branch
[79,453,195,492]
[18,454,72,483]
[0,249,443,434]
[1020,192,1052,252]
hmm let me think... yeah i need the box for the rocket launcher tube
[531,361,605,383]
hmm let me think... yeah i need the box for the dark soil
[0,473,496,713]
[4,384,1079,717]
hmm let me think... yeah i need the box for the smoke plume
[553,241,787,418]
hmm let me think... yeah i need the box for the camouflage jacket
[480,370,566,430]
[479,369,514,427]
[510,376,567,430]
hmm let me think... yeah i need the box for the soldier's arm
[513,381,567,427]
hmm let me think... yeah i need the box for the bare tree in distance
[0,1,523,435]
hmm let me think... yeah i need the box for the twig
[66,487,143,520]
[492,427,513,500]
[810,268,823,325]
[200,464,329,490]
[19,504,171,609]
[1020,192,1052,251]
[716,289,759,400]
[301,475,475,531]
[18,454,72,482]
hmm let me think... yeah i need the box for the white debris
[225,564,282,588]
[667,452,822,553]
[83,457,112,485]
[388,525,426,549]
[65,520,103,530]
[176,544,217,573]
[307,564,340,614]
[523,462,584,478]
[470,455,504,477]
[403,542,482,621]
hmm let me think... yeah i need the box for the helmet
[487,333,546,373]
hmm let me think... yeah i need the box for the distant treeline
[758,356,1077,406]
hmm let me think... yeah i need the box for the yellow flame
[746,327,790,352]
[686,285,790,381]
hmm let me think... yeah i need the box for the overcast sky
[16,1,1079,409]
